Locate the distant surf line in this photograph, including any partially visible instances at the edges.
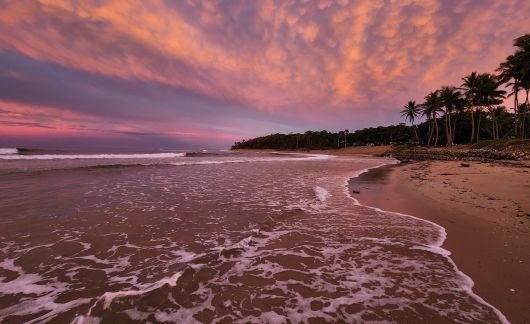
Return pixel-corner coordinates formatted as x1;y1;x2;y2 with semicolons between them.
0;152;187;160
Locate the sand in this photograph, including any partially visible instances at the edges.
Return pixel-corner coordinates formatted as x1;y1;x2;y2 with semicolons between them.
351;160;530;323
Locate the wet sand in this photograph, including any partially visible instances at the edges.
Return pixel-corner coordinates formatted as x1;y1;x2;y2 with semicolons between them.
351;160;530;323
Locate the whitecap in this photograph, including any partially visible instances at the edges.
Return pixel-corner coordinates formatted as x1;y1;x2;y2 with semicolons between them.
0;152;186;160
314;186;330;203
0;148;18;155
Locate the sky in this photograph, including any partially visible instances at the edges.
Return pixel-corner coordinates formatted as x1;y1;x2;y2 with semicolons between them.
1;0;529;149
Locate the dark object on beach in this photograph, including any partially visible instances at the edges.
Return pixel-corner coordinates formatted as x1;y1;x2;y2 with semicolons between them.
352;189;361;194
221;247;245;258
460;162;470;167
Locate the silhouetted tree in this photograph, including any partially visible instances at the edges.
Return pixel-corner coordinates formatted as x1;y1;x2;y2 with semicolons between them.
401;101;421;143
461;72;480;143
423;91;442;146
497;34;530;138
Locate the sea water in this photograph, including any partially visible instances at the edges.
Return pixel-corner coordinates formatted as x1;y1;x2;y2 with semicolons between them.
0;149;507;323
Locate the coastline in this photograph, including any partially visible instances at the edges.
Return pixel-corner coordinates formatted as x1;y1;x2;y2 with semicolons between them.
232;145;393;156
350;160;530;323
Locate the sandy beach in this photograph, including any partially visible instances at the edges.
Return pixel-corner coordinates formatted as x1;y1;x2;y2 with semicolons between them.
351;160;530;323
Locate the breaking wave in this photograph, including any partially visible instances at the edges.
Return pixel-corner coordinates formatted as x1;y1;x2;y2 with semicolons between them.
314;186;330;203
0;152;187;160
0;148;18;155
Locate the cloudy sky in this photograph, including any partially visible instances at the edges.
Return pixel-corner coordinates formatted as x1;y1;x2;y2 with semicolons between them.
1;0;529;149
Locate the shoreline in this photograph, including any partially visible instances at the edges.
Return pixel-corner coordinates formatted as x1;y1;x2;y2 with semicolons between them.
350;160;530;323
232;145;393;156
349;163;509;323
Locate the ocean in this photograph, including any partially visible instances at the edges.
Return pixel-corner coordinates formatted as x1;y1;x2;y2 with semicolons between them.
0;149;507;323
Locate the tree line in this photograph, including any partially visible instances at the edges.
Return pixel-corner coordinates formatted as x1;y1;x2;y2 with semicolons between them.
231;125;415;150
401;34;530;146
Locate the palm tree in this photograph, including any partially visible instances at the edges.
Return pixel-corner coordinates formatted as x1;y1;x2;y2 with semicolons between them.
474;74;506;141
452;95;466;143
423;91;442;146
497;56;520;136
420;104;432;145
458;73;506;142
343;129;349;148
519;103;529;138
401;101;421;143
461;72;480;143
497;34;530;138
491;106;509;139
511;35;530;137
439;86;463;145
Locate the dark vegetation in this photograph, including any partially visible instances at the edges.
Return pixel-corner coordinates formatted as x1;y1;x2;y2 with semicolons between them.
231;126;414;150
232;34;530;151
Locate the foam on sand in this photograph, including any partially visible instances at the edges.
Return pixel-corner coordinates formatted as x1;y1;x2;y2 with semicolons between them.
346;159;510;324
0;259;91;324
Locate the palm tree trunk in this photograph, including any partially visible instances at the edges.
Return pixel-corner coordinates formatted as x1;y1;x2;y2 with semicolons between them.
521;89;530;138
476;110;482;143
427;118;433;146
451;115;456;144
514;83;519;138
469;108;475;143
495;116;501;139
450;113;454;145
489;108;496;139
445;112;453;146
521;110;528;138
434;117;439;146
444;114;448;145
495;110;499;139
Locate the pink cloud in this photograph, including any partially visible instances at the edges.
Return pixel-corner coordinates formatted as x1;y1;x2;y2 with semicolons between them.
1;0;529;146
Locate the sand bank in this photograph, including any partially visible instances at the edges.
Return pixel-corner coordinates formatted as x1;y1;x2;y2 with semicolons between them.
351;160;530;323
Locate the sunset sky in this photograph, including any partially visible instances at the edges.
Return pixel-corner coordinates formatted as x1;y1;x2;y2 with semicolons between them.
1;0;529;149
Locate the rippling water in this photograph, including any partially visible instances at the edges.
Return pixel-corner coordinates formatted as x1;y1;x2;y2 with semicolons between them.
0;150;507;323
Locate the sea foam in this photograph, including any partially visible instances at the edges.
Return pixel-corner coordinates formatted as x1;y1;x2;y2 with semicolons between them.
314;186;330;203
345;158;509;324
0;148;18;155
0;152;186;160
